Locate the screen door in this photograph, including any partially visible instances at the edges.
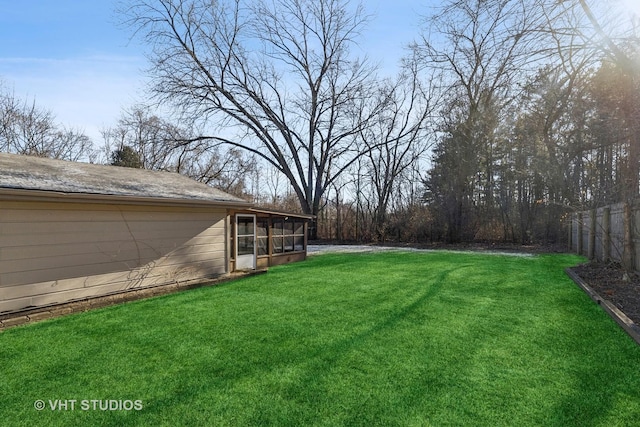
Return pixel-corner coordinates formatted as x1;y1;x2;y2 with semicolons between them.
236;214;256;270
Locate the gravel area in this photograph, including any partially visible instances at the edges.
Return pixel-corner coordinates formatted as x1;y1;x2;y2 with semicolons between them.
307;244;534;257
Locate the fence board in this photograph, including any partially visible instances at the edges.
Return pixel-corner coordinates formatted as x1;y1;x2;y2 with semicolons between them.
571;202;636;268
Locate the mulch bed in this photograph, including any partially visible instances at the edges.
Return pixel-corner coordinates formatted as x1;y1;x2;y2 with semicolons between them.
571;262;640;326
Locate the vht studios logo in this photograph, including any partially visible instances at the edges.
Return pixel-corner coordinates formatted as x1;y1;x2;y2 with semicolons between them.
34;399;143;411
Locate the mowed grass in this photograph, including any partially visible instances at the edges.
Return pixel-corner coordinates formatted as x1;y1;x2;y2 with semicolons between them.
2;251;640;426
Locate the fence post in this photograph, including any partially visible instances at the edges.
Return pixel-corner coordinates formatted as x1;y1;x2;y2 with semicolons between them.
623;202;634;272
588;209;596;260
576;211;583;255
602;207;611;262
568;213;573;251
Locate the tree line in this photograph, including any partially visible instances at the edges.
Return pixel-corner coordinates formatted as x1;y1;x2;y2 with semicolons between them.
2;0;639;246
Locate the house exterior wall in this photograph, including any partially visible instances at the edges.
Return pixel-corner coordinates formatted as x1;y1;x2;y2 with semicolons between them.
0;200;228;313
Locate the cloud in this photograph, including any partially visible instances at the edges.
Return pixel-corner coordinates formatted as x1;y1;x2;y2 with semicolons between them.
0;55;148;143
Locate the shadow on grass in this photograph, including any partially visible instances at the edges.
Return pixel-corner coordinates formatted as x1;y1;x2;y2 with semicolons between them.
145;254;640;425
4;251;640;426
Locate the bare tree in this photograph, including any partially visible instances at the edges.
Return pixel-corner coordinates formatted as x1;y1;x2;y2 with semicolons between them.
415;0;547;242
359;58;437;241
103;104;257;197
123;0;383;237
542;0;640;269
102;105;180;170
0;85;94;161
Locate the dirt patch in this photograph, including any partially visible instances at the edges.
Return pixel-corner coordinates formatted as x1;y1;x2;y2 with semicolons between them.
571;262;640;325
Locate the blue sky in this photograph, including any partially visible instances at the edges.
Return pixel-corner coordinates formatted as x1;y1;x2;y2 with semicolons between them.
0;0;428;143
2;1;640;146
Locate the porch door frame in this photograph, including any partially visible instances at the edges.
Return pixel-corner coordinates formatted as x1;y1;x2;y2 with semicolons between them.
236;214;257;270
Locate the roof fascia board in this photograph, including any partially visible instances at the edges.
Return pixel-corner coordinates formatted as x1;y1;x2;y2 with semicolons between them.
244;207;316;220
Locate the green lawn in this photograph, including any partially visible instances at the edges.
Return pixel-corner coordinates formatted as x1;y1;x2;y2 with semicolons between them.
2;251;640;426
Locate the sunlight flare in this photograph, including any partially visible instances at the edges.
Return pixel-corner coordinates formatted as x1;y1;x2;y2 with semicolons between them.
620;0;640;17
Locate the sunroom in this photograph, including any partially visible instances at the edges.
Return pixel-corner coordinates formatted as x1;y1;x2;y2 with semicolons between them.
229;208;314;271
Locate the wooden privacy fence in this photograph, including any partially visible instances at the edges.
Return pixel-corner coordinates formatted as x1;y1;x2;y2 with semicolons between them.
570;202;637;269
